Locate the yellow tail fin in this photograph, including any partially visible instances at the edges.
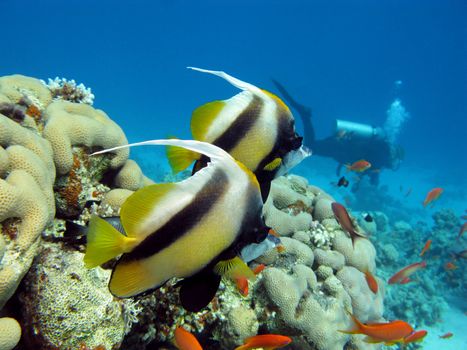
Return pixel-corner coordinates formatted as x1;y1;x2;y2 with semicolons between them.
84;215;138;268
166;144;200;174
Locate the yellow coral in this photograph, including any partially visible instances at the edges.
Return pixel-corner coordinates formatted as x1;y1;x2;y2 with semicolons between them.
0;317;21;350
43;100;129;175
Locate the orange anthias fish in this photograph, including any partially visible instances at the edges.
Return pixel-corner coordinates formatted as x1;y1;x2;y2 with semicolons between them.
439;332;453;339
235;264;266;297
174;327;203;350
423;187;443;207
419;239;432;257
331;202;367;247
364;270;378;294
388;261;427;284
346;159;371;172
253;264;266;275
403;330;428;344
399;277;413;285
458;222;467;240
235;334;292;350
235;276;249;297
339;312;414;344
445;262;458;270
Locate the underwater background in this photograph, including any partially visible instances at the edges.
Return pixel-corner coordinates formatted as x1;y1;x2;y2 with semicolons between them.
0;0;466;349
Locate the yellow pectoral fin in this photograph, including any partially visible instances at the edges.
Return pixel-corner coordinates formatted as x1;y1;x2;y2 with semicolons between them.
263;157;282;171
166;145;200;174
84;215;137;268
191;100;225;140
109;259;154;297
214;257;255;281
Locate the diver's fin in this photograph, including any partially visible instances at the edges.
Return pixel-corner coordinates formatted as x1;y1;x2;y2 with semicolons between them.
178;269;222;312
191;100;225;141
214;256;255;281
84;215;137;268
166;144;200;174
120;183;175;237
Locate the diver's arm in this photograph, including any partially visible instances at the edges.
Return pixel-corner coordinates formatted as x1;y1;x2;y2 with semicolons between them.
272;79;315;146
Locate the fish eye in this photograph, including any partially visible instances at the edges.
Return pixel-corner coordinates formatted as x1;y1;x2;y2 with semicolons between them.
290;135;302;150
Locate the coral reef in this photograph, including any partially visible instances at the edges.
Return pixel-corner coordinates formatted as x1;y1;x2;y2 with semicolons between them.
123;175;384;350
19;243;134;349
0;74;153;348
371;210;458;327
0;317;21;350
42;77;95;105
0;74;392;349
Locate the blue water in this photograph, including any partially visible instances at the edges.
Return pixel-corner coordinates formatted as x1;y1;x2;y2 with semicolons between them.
2;0;466;348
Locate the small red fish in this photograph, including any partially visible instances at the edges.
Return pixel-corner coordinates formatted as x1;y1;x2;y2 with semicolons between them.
235;277;249;297
403;330;428;344
339;311;414;344
439;332;453;339
458;222;467;240
419;239;432;257
388;261;427;284
174;327;203;350
235;334;292;350
268;228;279;237
445;262;458;270
253;264;266;275
423;187;443;207
399;277;412;285
364;270;378;294
332;202;367;247
346;159;371;172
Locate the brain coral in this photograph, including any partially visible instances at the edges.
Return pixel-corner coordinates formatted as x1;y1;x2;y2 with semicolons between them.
0;74;154;348
43;100;129;175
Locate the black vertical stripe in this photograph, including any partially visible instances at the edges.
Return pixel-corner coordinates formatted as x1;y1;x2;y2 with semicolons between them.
123;169;229;261
212;95;263;152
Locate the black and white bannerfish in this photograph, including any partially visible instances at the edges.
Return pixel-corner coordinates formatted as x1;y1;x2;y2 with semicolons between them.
167;67;311;201
84;139;270;312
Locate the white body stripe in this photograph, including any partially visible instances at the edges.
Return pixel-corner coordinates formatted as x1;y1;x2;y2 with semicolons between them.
204;91;253;141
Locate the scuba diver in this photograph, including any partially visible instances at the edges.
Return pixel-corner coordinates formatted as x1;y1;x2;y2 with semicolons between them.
272;80;404;187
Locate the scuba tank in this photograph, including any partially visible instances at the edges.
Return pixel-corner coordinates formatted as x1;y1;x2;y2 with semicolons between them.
336;119;386;140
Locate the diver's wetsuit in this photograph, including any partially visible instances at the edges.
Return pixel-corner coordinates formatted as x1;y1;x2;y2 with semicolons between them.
273;80;397;187
312;134;394;186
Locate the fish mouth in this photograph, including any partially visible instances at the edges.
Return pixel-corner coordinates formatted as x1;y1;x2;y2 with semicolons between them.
278;145;311;176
